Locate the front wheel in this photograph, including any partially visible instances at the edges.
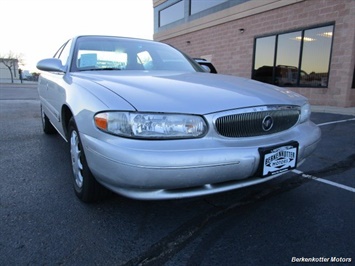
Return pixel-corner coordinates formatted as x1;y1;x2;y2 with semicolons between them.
68;118;105;202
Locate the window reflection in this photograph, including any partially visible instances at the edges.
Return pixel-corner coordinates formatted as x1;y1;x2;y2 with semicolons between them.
159;1;184;27
252;24;334;88
253;36;275;84
301;26;333;87
191;0;228;15
275;32;301;87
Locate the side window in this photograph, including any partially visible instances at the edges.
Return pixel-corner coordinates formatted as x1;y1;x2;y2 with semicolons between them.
53;39;72;66
58;39;72;66
53;42;66;59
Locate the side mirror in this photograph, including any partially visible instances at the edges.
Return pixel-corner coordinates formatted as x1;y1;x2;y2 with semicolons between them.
37;58;66;72
201;65;212;73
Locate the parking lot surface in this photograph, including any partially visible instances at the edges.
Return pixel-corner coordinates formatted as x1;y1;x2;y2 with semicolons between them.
1;84;354;265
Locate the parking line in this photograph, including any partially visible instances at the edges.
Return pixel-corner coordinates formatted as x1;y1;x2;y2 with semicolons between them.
292;169;355;193
305;117;355;192
317;117;355;127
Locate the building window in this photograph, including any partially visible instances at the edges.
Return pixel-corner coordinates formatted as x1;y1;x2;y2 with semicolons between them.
159;1;184;27
252;24;334;88
190;0;228;15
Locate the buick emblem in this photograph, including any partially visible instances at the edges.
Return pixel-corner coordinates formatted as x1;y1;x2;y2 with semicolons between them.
262;115;274;131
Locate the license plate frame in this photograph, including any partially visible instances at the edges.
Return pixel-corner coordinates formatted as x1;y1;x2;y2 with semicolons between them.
258;141;299;177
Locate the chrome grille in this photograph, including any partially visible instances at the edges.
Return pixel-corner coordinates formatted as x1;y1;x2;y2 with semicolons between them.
215;108;300;137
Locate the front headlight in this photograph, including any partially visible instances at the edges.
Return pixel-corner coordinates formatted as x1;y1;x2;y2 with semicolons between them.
94;112;207;139
300;103;311;123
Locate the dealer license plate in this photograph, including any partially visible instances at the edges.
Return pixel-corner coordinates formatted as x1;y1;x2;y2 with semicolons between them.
259;141;299;177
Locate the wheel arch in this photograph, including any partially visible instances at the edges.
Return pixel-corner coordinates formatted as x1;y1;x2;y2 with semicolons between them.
62;104;73;140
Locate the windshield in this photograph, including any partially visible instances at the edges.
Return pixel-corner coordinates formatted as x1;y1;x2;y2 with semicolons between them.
71;36;203;72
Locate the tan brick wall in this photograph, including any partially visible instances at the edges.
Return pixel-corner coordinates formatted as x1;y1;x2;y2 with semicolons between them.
159;0;355;107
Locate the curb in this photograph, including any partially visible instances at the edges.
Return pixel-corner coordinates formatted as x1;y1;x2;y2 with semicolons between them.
312;106;355;116
0;83;38;88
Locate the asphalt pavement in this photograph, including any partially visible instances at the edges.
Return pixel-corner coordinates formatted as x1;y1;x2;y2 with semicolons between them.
1;83;354;265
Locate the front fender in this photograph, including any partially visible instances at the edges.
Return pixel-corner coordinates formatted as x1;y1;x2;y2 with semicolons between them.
65;75;136;139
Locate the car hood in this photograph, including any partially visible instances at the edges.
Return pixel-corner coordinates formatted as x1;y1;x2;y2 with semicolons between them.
73;71;307;114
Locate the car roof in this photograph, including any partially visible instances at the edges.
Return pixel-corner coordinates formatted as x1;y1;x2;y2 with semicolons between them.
72;35;156;43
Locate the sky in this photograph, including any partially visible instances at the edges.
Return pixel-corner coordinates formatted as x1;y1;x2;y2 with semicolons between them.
0;0;154;72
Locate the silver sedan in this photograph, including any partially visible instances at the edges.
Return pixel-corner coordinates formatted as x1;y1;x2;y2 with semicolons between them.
37;35;321;202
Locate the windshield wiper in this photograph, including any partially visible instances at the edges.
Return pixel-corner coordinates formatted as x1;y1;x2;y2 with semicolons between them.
79;67;121;71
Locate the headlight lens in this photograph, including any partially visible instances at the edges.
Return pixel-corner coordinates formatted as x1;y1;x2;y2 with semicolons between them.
300;103;311;123
94;112;207;139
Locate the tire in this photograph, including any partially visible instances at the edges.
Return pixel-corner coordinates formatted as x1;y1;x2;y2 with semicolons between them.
41;105;56;134
68;117;106;203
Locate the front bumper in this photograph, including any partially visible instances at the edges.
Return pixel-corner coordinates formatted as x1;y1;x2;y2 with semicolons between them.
82;121;321;200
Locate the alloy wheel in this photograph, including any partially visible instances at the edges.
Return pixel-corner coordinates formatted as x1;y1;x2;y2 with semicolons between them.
70;130;84;188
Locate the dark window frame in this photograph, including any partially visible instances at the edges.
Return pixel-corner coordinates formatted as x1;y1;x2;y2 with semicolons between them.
252;22;335;88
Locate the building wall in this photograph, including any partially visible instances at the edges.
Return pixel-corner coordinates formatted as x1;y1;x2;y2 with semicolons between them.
154;0;355;107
